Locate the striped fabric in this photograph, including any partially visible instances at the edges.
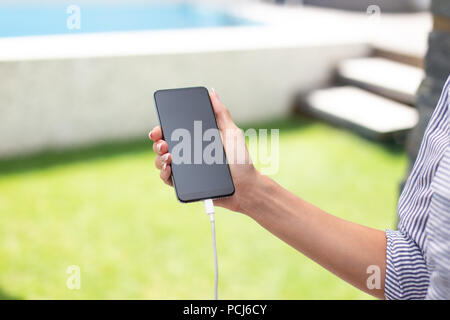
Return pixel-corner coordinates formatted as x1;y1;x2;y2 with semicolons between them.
385;76;450;299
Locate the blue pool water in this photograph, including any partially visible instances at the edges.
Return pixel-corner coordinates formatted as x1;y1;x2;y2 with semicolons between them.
0;3;256;38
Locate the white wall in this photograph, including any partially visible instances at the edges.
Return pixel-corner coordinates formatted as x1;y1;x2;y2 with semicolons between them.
0;42;368;157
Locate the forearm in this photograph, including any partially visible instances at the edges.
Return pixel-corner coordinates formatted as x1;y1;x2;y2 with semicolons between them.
241;173;387;299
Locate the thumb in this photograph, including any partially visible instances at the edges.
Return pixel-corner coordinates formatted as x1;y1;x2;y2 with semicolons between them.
209;89;236;130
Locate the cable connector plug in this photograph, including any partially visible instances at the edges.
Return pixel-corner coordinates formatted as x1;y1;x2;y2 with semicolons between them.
203;198;218;300
204;198;215;221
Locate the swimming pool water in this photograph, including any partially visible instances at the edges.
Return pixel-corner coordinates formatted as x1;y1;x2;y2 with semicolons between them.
0;3;255;38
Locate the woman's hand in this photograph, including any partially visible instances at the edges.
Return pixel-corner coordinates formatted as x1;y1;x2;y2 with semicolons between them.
148;89;260;213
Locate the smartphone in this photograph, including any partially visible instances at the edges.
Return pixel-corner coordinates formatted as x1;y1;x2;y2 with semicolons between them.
153;87;235;203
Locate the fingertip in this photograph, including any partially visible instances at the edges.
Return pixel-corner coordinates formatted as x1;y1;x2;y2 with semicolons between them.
209;89;222;114
210;88;220;103
149;126;162;141
161;152;171;164
160;163;171;181
160;141;169;155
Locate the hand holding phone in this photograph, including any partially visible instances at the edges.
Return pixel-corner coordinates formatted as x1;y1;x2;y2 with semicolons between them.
154;87;235;203
150;88;258;211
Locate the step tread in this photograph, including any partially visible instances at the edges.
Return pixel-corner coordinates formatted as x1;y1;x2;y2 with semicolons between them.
305;86;418;135
337;57;424;104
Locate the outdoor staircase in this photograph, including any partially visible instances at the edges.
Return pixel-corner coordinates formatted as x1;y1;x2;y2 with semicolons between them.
298;51;424;141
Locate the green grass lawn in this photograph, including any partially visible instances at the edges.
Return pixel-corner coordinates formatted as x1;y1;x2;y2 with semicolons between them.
0;119;406;299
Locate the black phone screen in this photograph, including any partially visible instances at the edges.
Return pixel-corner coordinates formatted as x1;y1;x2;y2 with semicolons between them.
154;87;235;203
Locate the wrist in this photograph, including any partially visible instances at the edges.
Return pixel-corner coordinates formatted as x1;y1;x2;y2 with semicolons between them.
239;171;276;218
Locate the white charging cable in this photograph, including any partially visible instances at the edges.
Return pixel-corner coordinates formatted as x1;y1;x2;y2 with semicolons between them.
203;199;218;300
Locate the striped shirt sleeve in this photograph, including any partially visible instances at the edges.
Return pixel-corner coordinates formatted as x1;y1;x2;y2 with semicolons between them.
426;146;450;299
385;229;430;299
384;76;450;300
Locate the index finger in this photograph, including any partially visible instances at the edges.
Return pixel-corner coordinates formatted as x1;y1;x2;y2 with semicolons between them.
149;126;162;141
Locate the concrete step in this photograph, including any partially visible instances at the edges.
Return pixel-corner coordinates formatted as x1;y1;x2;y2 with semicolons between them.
337;57;424;105
301;86;419;141
373;47;424;69
370;12;430;69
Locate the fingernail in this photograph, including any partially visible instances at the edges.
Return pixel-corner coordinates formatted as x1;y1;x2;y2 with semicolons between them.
163;163;167;171
162;153;169;162
157;143;162;152
149;131;153;139
211;88;219;98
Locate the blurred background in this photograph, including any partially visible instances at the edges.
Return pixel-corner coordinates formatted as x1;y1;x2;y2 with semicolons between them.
0;0;449;299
